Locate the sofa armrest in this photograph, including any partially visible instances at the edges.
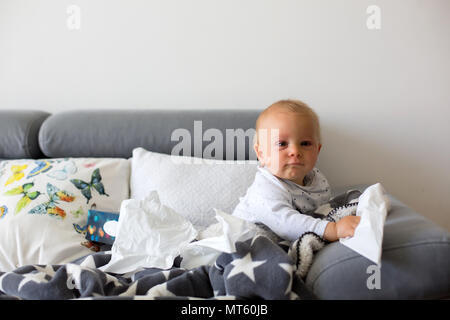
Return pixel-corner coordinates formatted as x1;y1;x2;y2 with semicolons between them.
306;185;450;299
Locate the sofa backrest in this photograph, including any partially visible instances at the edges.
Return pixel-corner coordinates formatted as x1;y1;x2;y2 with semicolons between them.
0;110;50;160
1;109;260;160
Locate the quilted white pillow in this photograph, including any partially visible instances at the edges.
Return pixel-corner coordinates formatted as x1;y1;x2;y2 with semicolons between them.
130;148;258;228
0;158;129;271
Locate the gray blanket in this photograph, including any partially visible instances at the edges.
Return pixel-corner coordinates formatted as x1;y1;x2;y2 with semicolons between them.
0;234;316;300
0;190;360;300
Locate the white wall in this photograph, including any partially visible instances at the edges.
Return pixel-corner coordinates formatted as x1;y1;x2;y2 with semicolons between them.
1;0;449;230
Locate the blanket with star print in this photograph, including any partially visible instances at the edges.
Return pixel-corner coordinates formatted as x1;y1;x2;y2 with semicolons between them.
0;190;361;300
0;234;316;300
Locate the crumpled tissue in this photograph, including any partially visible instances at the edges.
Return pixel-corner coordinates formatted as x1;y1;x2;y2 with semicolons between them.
100;190;198;273
179;209;258;269
340;183;390;265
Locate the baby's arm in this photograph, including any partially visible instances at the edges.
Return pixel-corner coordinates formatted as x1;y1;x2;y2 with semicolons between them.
323;216;361;242
251;202;331;242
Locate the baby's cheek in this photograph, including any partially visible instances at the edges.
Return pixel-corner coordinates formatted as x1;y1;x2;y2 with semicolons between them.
270;159;283;173
266;163;281;176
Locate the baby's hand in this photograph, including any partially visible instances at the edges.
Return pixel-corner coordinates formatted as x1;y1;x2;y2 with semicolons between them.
336;215;361;239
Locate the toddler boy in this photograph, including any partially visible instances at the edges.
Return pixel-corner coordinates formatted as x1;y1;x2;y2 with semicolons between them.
232;99;360;242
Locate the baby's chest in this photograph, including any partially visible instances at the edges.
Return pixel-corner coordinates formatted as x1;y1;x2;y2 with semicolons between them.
291;193;317;213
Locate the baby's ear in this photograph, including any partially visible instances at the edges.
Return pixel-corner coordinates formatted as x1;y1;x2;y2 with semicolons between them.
253;143;260;159
254;144;265;165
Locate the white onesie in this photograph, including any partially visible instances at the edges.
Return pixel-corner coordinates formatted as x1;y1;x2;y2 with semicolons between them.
232;166;332;241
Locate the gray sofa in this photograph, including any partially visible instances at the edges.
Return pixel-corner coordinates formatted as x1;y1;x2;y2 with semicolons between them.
0;109;449;300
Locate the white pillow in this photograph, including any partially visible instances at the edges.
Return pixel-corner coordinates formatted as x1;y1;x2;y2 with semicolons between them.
130;147;258;228
0;158;129;271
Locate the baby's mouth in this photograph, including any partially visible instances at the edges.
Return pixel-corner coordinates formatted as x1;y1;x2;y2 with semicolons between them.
287;163;304;166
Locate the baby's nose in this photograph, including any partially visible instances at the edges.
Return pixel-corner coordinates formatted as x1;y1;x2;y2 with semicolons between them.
289;144;302;157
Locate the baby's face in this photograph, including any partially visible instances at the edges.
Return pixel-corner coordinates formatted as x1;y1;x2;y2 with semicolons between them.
255;111;322;186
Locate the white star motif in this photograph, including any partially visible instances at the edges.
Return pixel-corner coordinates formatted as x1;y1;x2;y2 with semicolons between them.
161;270;171;280
250;236;260;246
278;263;293;295
0;273;8;292
119;281;138;297
104;272;123;288
33;265;56;277
18;270;49;291
279;240;291;247
65;263;97;291
227;253;266;283
290;291;300;300
146;282;176;298
79;255;96;268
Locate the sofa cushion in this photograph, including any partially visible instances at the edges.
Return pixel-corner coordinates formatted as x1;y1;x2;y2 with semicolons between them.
0;110;50;159
305;185;450;299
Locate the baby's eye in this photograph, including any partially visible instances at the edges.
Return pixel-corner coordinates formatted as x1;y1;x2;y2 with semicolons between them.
301;141;312;146
276;141;288;147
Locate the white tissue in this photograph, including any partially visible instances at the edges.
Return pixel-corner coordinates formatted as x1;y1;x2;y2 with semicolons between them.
340;183;390;265
179;209;258;269
100;191;198;273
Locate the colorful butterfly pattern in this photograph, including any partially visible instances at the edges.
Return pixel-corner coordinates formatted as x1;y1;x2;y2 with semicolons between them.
5;165;28;186
28;183;75;219
73;223;87;234
0;160;118;247
70;206;85;218
0;205;7;219
27;160;53;179
47;160;77;180
3;182;41;214
70;169;109;204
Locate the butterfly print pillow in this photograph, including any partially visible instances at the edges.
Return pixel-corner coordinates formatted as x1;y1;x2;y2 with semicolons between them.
0;157;130;271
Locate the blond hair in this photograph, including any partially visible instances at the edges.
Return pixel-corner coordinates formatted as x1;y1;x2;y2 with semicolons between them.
254;99;321;144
